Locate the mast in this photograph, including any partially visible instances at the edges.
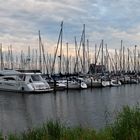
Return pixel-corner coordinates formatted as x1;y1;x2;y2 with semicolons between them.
95;42;102;74
69;55;71;74
35;49;38;70
115;49;118;73
138;50;140;72
10;45;13;69
129;49;134;71
122;46;125;73
120;40;123;72
39;31;49;74
62;54;65;73
16;55;18;69
82;24;86;73
46;53;49;73
87;39;90;72
95;44;97;64
105;44;109;72
95;43;102;64
66;42;69;74
106;47;115;72
74;37;78;73
59;21;63;74
20;50;23;69
101;40;104;74
127;48;130;72
41;43;48;74
51;21;63;74
76;25;86;73
8;46;10;69
39;30;42;72
31;49;34;69
134;45;137;72
0;44;3;70
27;46;30;70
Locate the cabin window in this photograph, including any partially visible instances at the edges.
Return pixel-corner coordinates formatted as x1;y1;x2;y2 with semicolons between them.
18;75;26;81
29;79;32;83
31;75;41;81
3;77;16;81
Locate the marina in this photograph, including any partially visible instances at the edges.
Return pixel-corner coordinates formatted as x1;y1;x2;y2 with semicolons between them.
0;21;139;136
0;23;140;93
1;0;140;139
0;69;139;93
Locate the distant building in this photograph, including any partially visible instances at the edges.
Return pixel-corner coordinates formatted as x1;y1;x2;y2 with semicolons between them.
89;64;106;74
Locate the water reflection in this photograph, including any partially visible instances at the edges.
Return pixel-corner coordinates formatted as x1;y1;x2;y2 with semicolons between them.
0;84;140;133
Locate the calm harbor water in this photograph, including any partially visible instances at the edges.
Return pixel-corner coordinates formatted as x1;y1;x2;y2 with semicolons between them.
0;84;140;134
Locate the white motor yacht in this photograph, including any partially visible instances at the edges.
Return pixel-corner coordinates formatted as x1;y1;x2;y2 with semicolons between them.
0;70;53;93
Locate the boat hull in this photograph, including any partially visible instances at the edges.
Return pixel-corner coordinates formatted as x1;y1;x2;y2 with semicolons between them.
0;88;53;94
110;80;121;87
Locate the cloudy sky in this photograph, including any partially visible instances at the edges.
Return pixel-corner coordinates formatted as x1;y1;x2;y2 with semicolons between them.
0;0;140;53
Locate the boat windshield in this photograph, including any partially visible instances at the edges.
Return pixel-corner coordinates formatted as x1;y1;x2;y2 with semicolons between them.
31;75;42;81
18;75;26;81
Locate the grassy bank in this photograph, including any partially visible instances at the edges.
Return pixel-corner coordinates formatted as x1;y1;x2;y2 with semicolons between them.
1;105;140;140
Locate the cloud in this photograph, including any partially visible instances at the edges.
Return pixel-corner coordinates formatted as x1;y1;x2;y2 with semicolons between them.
0;0;140;57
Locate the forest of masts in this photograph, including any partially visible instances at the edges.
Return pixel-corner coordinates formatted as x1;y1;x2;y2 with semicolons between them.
0;22;140;75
